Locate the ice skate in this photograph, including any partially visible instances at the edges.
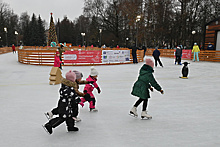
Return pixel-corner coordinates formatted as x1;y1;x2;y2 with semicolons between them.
129;106;138;117
141;111;152;119
90;108;98;112
73;117;82;122
44;112;53;120
42;124;52;135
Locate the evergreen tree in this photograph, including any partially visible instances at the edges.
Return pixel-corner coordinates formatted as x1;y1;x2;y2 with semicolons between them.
47;13;58;46
37;15;46;46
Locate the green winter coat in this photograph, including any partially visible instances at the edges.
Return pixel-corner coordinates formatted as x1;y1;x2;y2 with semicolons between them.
131;64;162;99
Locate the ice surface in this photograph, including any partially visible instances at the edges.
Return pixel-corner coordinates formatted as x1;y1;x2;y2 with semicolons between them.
0;52;220;147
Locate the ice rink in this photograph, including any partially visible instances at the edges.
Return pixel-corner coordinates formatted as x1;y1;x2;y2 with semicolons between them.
0;52;220;147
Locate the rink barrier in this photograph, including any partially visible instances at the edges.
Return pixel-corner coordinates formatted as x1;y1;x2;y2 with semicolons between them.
0;47;18;54
146;49;220;62
16;46;144;66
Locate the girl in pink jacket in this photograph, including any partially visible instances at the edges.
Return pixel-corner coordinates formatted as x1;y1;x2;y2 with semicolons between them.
54;51;62;69
80;67;101;112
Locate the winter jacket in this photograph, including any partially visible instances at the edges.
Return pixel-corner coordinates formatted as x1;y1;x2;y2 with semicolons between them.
175;48;182;56
152;49;160;57
192;45;200;53
58;78;79;118
54;56;62;67
131;64;162;99
84;76;99;98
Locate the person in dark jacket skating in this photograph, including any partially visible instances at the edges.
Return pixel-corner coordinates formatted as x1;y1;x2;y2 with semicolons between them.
152;47;163;67
129;58;164;119
175;46;182;65
42;71;80;134
131;44;138;64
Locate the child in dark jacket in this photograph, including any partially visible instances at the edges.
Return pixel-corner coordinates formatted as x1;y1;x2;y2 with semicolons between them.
42;71;79;134
130;58;164;119
45;70;93;121
79;67;101;112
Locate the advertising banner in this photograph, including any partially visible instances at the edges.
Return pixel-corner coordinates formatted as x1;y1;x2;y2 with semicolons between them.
63;50;102;63
102;50;130;63
174;50;192;59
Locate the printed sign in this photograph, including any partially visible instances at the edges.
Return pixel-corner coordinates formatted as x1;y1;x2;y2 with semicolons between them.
63;50;101;63
102;50;130;63
174;50;192;59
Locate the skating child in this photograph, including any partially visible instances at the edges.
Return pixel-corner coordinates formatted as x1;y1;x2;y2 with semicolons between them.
130;58;164;119
54;51;62;70
42;70;79;134
79;67;101;112
45;70;94;121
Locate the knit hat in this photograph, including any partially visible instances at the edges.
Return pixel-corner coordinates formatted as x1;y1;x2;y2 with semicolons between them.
73;70;83;79
66;70;76;82
145;58;154;68
90;66;98;76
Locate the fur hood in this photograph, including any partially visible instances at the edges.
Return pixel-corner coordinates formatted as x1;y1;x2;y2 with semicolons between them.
61;78;76;87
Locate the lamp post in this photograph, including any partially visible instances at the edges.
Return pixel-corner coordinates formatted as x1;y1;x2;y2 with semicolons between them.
99;29;102;47
4;27;8;47
15;31;18;46
192;30;196;47
81;33;85;49
126;37;129;47
136;15;141;47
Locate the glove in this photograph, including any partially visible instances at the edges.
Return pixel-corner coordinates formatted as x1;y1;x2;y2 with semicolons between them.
83;90;87;94
97;87;101;94
88;81;94;84
160;90;164;94
84;93;91;101
75;97;81;104
149;87;153;92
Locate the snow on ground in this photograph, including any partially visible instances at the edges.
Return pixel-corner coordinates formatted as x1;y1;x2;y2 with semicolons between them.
0;52;220;147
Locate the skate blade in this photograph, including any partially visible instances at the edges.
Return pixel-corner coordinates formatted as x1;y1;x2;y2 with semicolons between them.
129;113;138;118
44;113;50;120
42;125;51;135
141;117;152;120
179;76;188;79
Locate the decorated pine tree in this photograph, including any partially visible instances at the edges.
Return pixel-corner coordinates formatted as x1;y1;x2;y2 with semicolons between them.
47;13;58;47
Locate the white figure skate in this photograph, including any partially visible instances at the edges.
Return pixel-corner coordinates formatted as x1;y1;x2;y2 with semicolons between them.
141;111;152;119
129;107;138;117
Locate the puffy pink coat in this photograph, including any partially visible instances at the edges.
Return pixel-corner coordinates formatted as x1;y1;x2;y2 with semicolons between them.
84;75;99;98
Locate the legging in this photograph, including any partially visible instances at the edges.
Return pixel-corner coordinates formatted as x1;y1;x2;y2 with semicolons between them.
134;98;148;111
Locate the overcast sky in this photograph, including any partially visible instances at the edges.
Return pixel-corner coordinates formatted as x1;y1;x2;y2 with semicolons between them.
3;0;84;23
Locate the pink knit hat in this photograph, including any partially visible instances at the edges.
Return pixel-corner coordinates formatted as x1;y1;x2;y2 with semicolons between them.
66;70;76;82
145;58;154;68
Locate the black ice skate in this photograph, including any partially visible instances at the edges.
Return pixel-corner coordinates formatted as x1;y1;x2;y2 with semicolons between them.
44;112;53;120
42;124;53;135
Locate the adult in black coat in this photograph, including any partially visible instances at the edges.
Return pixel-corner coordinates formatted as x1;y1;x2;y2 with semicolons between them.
175;46;182;65
131;44;138;64
152;47;163;67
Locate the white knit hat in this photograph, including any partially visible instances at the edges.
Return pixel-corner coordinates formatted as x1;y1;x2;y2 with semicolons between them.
90;66;98;76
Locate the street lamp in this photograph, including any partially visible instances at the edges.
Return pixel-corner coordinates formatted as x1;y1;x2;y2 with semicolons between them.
192;30;196;47
126;37;129;47
81;33;86;49
99;29;102;47
136;15;141;47
4;27;8;47
15;31;18;46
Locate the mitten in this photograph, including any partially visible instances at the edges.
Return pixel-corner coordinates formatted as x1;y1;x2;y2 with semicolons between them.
160;90;164;94
75;97;81;104
97;87;101;94
83;90;87;94
84;93;91;101
149;87;153;92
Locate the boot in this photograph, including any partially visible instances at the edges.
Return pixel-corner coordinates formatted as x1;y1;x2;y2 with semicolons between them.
130;106;138;117
42;123;53;134
67;126;79;132
90;108;98;112
44;111;53;120
141;111;152;119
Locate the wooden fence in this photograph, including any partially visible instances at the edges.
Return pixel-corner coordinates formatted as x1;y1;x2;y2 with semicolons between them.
146;49;220;62
15;46;144;66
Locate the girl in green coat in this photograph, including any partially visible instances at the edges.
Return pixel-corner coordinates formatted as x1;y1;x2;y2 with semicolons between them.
130;58;164;119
